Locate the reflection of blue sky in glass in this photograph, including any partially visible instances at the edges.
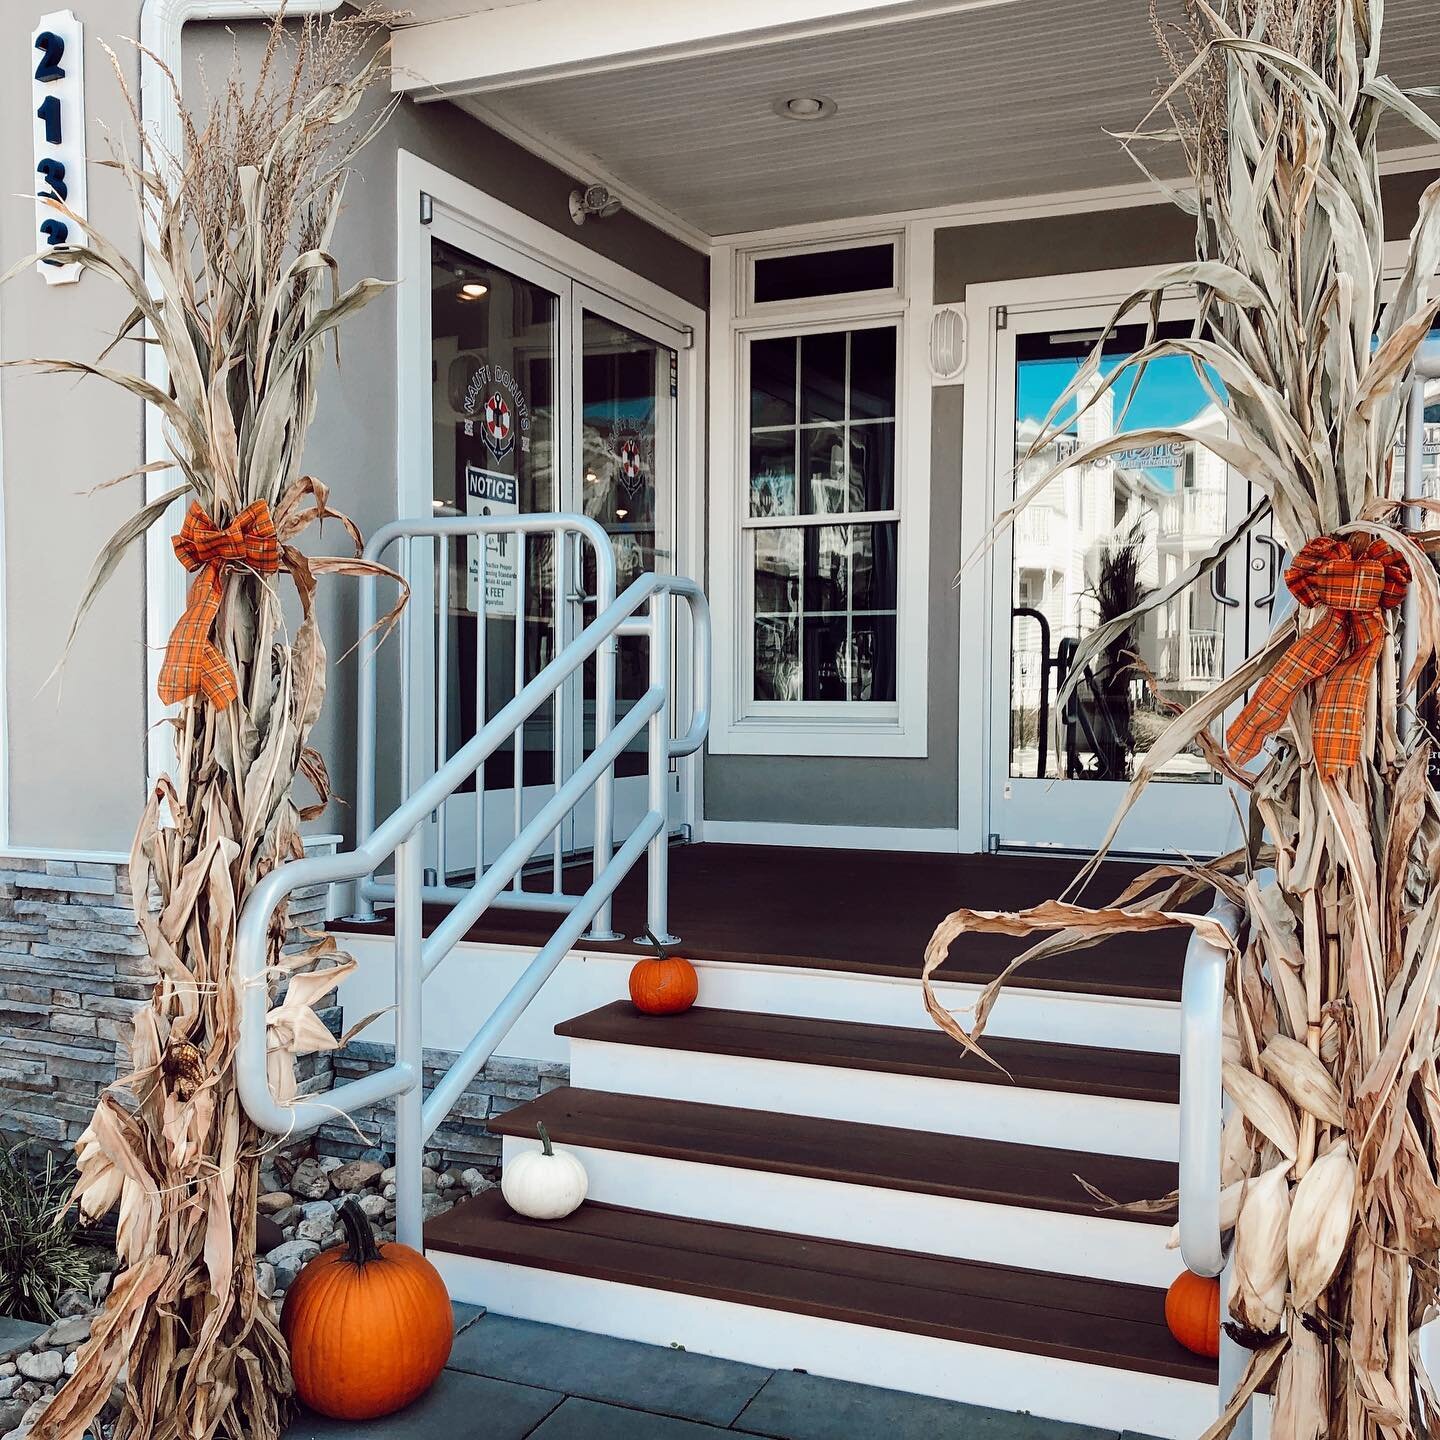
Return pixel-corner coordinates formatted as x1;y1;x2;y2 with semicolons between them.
1017;352;1223;493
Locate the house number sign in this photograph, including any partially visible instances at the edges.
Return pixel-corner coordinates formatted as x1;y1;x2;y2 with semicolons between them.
30;9;87;285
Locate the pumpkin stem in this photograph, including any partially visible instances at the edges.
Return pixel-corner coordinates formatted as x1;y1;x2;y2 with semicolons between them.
537;1121;555;1157
644;927;672;960
337;1197;384;1267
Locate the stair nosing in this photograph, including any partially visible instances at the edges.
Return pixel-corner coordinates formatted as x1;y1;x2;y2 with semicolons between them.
488;1086;1177;1226
555;1001;1181;1105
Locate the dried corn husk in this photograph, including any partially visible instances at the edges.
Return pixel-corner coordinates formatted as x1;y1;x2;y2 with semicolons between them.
2;15;404;1440
921;4;1440;1434
1231;1164;1292;1339
1289;1142;1359;1309
1262;1035;1346;1128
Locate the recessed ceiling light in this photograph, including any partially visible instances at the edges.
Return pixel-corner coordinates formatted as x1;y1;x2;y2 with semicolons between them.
773;95;836;122
459;281;488;300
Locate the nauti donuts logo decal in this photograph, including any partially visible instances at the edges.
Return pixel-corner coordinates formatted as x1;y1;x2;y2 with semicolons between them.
607;417;651;499
461;363;529;465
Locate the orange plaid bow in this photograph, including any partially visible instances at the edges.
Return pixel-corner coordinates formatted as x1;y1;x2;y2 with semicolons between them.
1226;534;1409;776
157;501;281;709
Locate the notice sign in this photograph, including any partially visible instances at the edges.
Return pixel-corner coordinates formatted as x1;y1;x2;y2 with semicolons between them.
465;466;519;616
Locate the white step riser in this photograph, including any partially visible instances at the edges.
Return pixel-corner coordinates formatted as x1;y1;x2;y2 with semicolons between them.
501;1135;1184;1288
694;963;1181;1054
568;1038;1180;1162
431;1253;1263;1440
341;935;1181;1061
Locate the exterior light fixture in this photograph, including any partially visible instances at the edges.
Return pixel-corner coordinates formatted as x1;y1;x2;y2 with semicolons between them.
458;281;488;300
772;95;837;121
569;183;623;226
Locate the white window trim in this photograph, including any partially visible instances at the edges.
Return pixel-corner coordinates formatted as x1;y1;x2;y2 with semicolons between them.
708;222;933;758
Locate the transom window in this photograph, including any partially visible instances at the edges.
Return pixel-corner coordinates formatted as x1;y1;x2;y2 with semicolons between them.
745;324;899;703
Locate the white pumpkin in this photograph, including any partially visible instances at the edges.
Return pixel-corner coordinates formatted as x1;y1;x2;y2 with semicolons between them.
501;1122;588;1220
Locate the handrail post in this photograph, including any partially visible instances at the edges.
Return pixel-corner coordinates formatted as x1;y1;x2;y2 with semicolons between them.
1178;896;1243;1431
393;829;425;1251
588;540;621;941
351;559;380;921
646;590;677;944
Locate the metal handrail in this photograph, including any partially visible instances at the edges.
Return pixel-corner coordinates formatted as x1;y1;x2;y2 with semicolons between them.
1178;896;1240;1281
235;557;710;1249
353;513;620;929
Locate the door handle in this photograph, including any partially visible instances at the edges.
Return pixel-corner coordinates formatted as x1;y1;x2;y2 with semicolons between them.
1253;533;1284;609
1209;558;1240;609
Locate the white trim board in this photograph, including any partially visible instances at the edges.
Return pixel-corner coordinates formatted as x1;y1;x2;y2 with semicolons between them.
699;820;960;852
339;933;1182;1058
392;0;1024;102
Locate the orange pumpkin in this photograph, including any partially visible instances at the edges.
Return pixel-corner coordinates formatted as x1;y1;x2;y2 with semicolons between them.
1165;1269;1221;1358
281;1198;452;1419
628;930;698;1014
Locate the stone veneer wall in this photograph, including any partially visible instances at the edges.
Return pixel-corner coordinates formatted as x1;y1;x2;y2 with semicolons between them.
318;1044;569;1180
0;854;331;1148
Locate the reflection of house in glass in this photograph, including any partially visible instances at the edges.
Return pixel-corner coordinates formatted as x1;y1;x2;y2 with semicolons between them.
1010;381;1227;783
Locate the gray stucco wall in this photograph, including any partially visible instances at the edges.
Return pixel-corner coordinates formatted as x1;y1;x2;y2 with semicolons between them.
702;167;1439;838
0;4;146;852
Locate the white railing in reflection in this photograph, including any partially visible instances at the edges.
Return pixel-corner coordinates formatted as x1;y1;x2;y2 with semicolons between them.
234;513;710;1252
1159;628;1223;685
1160;490;1228;540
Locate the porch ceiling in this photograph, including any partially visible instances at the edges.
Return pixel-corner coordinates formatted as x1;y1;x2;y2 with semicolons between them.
416;0;1440;238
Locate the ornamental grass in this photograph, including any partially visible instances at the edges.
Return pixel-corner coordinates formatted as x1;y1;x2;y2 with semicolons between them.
921;2;1440;1436
2;12;401;1439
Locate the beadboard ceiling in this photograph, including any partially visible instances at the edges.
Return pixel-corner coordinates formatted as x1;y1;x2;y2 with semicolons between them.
435;0;1440;238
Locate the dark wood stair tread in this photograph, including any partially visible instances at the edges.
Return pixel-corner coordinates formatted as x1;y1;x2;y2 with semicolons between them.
556;1003;1180;1105
328;844;1192;1003
426;1189;1211;1383
488;1087;1177;1224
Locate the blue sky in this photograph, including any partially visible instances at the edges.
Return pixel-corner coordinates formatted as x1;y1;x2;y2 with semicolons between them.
1017;351;1219;435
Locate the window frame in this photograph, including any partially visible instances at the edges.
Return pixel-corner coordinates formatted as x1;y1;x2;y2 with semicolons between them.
708;227;932;758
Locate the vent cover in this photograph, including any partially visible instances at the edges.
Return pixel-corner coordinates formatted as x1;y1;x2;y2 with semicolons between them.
929;306;967;383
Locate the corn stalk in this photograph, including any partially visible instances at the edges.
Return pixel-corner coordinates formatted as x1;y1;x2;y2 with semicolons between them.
922;3;1440;1436
2;15;402;1439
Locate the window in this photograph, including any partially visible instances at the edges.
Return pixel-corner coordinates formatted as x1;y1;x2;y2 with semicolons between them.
746;326;898;703
709;225;930;758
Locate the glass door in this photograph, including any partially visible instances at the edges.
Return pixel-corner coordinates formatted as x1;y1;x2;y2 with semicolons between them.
988;301;1253;856
429;228;569;876
568;287;685;849
422;221;688;881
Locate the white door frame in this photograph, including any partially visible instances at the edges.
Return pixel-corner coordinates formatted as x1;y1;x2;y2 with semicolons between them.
958;265;1246;857
396;151;708;851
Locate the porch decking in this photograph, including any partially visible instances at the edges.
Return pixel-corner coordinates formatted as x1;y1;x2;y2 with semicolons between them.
334;843;1190;1003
